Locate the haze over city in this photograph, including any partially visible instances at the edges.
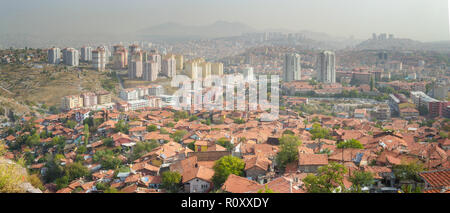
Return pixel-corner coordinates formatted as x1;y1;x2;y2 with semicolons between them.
0;0;449;42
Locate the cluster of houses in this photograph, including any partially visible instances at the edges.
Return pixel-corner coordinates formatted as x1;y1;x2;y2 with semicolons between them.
0;102;448;193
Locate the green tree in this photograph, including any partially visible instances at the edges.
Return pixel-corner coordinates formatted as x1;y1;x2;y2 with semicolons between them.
216;137;233;151
161;171;181;193
64;120;77;129
303;163;348;193
310;123;331;140
170;130;187;142
212;155;245;187
114;120;129;134
55;175;69;190
393;161;424;182
349;171;374;192
132;141;159;160
64;162;89;181
337;139;364;149
257;185;275;193
276;135;301;170
103;137;114;147
147;125;158;132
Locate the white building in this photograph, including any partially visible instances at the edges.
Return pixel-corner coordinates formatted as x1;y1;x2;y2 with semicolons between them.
81;46;92;62
119;89;139;101
162;57;176;78
127;99;151;111
48;47;61;64
92;47;107;71
283;53;301;82
143;61;158;81
317;51;336;83
62;48;79;66
128;59;143;79
243;66;254;81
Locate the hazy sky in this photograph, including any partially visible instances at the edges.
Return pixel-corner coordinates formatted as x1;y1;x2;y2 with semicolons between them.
0;0;449;41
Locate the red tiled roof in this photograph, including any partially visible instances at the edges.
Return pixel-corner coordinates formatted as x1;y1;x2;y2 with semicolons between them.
419;170;450;188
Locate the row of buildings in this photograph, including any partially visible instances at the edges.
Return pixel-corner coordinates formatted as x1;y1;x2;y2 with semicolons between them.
47;46;108;71
61;91;112;111
283;51;336;84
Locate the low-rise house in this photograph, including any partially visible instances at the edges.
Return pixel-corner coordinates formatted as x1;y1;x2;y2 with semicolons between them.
221;174;263;193
298;154;328;173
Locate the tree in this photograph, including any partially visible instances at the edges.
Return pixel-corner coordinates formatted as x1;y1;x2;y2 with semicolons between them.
64;120;77;129
337;139;364;149
310;123;331;140
83;124;90;144
303;163;348;193
161;171;181;193
370;76;375;91
64;162;89;181
170;130;187;142
43;157;64;183
282;130;295;135
216;137;233;151
418;105;429;116
276;135;302;170
212;155;245;187
55;175;69;190
114;120;129;134
349;171;374;192
132;141;159;160
257;185;275;193
233;118;245;124
103;137;114;147
147;125;158;132
393;161;424;182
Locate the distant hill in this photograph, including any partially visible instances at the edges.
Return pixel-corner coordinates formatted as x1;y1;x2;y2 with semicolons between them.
355;38;450;52
138;21;257;39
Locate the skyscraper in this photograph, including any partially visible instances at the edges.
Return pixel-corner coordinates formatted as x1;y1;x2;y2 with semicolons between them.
47;47;61;64
81;46;92;62
211;62;224;76
62;48;79;66
317;51;336;84
92;47;107;71
143;61;158;81
283;53;301;82
162;56;176;78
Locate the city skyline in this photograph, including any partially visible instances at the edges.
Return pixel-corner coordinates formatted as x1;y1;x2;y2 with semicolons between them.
0;0;449;42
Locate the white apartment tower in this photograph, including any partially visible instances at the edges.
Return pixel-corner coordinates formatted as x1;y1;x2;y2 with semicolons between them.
92;47;107;71
283;53;301;82
162;56;176;78
143;61;159;81
62;48;79;66
48;47;61;64
81;46;92;62
317;51;336;83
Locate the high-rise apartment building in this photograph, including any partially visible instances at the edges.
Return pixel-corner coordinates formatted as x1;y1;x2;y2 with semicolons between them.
48;47;61;64
113;45;128;69
92;47;107;71
62;48;79;66
80;46;92;62
283;53;301;82
317;51;336;83
162;56;176;78
211;62;224;76
175;54;184;70
143;61;159;81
